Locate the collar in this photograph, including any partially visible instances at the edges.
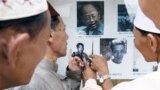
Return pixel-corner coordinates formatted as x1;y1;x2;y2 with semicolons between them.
38;58;58;72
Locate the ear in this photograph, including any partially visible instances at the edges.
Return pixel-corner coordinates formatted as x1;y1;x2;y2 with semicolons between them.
48;31;55;44
147;33;158;53
6;33;29;68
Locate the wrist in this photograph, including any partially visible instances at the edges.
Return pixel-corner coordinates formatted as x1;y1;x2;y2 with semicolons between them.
101;76;113;90
98;74;111;84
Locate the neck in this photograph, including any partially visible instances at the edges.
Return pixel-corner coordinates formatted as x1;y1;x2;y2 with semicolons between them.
44;47;58;63
44;54;57;63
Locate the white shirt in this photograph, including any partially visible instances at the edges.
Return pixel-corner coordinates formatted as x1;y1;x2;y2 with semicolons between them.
83;63;160;90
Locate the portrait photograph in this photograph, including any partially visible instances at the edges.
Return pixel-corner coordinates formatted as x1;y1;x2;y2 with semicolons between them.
77;1;104;35
118;4;133;32
100;38;133;79
100;38;127;64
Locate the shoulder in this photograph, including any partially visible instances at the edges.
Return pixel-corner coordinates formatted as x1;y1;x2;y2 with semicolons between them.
112;71;160;90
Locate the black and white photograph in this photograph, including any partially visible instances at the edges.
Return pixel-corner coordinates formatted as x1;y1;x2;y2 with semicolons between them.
77;1;104;35
118;4;133;32
100;38;127;64
100;38;133;79
72;42;92;64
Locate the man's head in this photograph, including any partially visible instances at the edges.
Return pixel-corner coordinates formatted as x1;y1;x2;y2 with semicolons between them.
0;0;51;89
76;43;84;54
47;16;68;58
111;39;126;64
81;3;101;30
133;5;160;62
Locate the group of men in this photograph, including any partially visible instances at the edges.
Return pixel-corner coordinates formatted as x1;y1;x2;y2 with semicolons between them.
1;0;160;90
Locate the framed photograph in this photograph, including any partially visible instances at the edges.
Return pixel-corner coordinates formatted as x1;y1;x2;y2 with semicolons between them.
100;38;132;79
77;1;104;35
118;4;133;32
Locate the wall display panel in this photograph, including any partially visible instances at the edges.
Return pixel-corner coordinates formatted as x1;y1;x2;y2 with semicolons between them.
51;0;155;79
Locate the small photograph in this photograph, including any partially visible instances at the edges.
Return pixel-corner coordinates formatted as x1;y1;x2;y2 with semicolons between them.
118;4;133;32
72;42;91;64
77;1;104;35
100;38;127;64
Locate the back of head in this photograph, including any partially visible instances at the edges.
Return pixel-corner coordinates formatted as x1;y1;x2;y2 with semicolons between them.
0;0;49;89
133;4;160;62
0;0;49;39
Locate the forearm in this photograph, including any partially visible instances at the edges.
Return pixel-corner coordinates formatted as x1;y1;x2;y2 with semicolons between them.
101;79;113;90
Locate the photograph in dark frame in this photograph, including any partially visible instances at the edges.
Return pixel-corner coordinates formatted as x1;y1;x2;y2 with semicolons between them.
77;1;104;35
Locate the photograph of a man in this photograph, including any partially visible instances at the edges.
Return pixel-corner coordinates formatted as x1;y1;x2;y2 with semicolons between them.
100;38;127;64
72;43;91;64
77;1;104;35
111;39;127;64
118;4;133;32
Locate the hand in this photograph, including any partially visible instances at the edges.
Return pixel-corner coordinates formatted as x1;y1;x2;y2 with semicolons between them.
68;49;84;71
90;55;109;75
83;58;96;82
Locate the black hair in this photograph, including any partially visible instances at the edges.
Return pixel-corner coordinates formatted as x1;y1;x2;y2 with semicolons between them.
0;11;48;39
76;43;84;49
51;16;60;31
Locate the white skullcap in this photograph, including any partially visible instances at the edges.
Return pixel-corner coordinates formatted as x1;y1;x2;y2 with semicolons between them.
134;5;160;34
0;0;48;21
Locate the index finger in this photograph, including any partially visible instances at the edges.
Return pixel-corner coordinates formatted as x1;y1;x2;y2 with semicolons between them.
68;49;73;62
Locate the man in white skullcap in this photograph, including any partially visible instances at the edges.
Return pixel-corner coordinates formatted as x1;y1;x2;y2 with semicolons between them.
7;2;82;90
0;0;51;89
82;1;160;90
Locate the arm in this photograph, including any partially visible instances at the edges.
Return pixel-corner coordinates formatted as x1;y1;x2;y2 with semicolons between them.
63;49;84;90
64;65;82;90
82;59;102;90
91;55;113;90
66;54;83;81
